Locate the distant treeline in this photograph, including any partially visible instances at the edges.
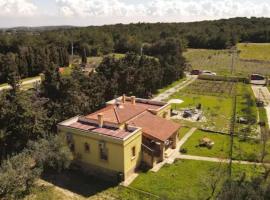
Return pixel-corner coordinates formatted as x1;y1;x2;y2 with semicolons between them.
1;17;270;56
1;17;270;84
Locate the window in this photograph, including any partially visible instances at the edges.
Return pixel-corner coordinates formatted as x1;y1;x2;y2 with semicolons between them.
84;143;90;153
99;141;108;161
132;146;136;158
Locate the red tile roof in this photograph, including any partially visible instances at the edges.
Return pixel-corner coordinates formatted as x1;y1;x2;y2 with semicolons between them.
86;102;160;124
127;111;180;142
69;121;132;139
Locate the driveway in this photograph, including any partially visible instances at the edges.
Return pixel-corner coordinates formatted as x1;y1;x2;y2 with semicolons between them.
153;75;197;101
251;85;270;127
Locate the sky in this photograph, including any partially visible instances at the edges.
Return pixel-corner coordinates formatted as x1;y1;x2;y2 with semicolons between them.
0;0;270;27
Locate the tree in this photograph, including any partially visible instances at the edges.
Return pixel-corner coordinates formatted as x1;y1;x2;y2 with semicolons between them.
0;152;41;200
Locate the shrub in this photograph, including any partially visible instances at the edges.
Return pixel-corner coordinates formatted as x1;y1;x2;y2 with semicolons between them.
0;152;41;199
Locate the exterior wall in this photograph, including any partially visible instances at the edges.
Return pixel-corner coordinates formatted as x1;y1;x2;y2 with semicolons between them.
156;104;171;120
123;131;142;178
58;125;142;181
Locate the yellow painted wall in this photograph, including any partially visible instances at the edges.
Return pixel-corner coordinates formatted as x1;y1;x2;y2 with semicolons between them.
123;131;142;176
58;126;142;176
156;104;171;119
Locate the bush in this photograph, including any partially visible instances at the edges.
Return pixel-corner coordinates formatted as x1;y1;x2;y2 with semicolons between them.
27;135;73;172
0;152;41;199
180;148;188;154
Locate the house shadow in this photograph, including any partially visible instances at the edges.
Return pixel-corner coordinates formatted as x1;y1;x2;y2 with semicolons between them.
41;169;117;198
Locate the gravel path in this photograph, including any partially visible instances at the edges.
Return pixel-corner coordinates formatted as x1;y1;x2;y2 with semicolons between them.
177;154;270;166
153;75;197;101
251;85;270;127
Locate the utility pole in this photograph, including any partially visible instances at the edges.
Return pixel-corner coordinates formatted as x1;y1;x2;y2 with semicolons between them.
230;49;235;75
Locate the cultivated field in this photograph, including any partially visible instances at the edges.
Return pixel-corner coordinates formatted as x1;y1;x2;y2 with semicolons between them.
237;43;270;62
182;79;235;98
184;48;270;76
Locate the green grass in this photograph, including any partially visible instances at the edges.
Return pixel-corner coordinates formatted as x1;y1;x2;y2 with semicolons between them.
131;160;263;200
237;43;270;61
184;48;270;76
180;129;270;162
235;83;259;136
181;130;230;158
178;127;191;140
170;93;232;132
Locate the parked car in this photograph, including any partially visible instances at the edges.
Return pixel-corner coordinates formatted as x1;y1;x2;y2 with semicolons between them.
190;69;202;75
250;74;265;81
202;70;217;76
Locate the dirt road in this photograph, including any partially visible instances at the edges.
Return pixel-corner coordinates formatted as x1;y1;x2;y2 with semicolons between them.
0;76;41;91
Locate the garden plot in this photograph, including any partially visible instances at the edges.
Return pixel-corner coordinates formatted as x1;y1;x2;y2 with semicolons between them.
182;80;235;98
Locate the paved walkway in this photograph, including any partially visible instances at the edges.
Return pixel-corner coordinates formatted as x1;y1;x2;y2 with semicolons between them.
178;127;197;149
150;128;197;172
177;154;270;166
0;76;41;91
153;75;197;101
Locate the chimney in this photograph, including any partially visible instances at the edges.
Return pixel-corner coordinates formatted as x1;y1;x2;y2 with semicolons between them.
122;94;126;103
97;113;104;128
131;96;136;105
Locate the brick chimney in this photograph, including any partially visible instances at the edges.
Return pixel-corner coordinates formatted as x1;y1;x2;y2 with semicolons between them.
97;113;104;128
131;96;136;105
122;94;126;103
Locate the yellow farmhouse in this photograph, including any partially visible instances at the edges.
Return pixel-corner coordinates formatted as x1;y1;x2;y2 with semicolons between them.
58;95;181;182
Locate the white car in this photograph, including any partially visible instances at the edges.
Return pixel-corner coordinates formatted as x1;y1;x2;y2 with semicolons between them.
202;71;217;76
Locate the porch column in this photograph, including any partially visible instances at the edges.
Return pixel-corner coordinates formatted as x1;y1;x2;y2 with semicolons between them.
172;132;178;149
159;142;165;161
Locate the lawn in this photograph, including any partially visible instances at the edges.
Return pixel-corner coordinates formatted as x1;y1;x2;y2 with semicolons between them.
169;93;232;133
178;127;191;140
184;48;270;76
131;160;263;200
181;130;230;158
237;43;270;62
180;129;270;162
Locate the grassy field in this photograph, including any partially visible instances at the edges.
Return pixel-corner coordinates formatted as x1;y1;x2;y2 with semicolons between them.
237;43;270;62
131;160;263;200
184;48;270;76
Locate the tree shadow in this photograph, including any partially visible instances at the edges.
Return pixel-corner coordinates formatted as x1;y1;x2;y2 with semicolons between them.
41;169;117;198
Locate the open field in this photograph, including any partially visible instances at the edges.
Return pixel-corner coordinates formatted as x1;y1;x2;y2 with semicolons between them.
184;48;270;76
131;160;263;200
237;43;270;62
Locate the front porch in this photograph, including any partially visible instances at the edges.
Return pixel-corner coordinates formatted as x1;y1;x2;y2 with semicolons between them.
141;131;178;168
